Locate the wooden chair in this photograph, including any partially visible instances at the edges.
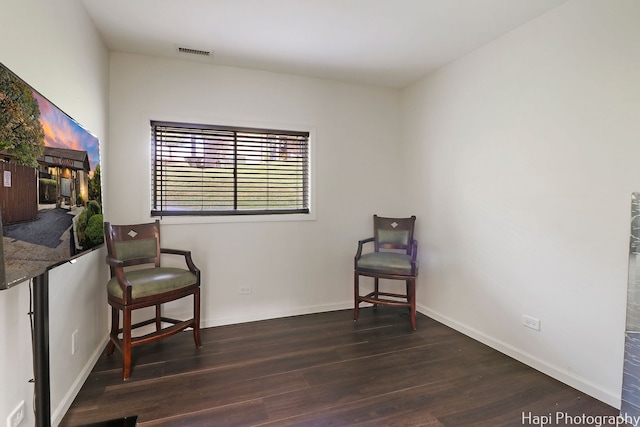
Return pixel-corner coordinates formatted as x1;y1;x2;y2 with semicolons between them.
354;215;419;330
103;220;201;380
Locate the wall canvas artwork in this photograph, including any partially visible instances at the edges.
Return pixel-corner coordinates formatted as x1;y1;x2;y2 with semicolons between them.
0;61;103;289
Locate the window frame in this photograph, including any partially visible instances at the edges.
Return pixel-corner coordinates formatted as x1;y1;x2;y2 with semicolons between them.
150;120;313;220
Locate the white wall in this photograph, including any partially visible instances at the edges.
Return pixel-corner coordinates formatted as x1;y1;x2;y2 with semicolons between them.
3;0;633;423
402;0;640;407
107;53;404;327
0;0;110;425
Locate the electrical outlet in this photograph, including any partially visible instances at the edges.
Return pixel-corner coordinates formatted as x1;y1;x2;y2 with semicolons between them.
239;286;252;294
7;400;25;427
523;315;541;331
72;329;79;355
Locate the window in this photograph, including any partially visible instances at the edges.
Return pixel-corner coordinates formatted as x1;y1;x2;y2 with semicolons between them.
151;121;310;216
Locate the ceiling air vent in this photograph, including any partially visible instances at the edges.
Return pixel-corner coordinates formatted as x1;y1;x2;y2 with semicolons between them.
175;45;213;58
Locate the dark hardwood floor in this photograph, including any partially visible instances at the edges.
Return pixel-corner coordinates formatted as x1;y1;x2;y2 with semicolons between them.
61;308;623;426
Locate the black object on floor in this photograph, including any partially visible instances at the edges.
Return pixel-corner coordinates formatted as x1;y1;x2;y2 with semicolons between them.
81;416;138;427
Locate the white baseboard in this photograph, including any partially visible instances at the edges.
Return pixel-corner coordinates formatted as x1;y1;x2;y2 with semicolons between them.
51;336;109;427
418;304;621;409
201;301;353;328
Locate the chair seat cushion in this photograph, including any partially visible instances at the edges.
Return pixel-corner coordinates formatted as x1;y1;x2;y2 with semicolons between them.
108;267;197;299
356;252;417;275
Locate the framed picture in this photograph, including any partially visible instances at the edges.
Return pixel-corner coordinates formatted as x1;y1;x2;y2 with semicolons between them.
0;61;102;289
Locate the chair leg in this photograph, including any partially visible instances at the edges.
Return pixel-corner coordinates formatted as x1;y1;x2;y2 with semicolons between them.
193;289;202;348
407;278;416;331
373;278;379;311
405;281;411;312
122;307;133;380
107;306;118;356
353;271;360;322
155;304;162;332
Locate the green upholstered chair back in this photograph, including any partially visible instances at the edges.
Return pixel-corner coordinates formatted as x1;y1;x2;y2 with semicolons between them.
374;215;416;255
104;220;162;270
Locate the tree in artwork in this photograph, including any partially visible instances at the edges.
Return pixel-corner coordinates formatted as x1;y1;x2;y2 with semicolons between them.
88;164;101;202
0;65;45;167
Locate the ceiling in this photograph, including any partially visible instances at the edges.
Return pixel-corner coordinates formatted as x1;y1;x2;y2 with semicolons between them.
81;0;568;89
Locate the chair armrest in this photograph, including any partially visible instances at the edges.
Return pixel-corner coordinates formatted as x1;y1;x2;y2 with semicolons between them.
411;239;418;262
105;254;124;268
105;255;134;301
161;248;201;275
355;237;375;265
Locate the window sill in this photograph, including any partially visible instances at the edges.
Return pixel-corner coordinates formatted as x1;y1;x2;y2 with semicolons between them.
150;211;315;225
